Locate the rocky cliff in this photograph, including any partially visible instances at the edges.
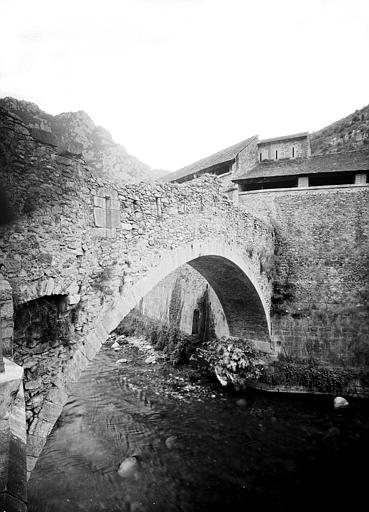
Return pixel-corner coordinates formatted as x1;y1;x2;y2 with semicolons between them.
311;103;369;155
0;97;168;184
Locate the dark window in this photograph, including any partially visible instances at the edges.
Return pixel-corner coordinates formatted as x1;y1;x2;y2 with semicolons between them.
192;309;200;335
309;173;355;187
259;153;262;162
240;177;298;191
275;150;278;160
292;147;295;157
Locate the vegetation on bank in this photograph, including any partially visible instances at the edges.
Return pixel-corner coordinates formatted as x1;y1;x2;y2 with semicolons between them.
116;306;369;396
258;359;369;395
194;337;264;390
115;309;200;365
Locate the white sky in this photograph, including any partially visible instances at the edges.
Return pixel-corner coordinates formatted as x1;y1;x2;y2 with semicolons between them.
0;0;368;171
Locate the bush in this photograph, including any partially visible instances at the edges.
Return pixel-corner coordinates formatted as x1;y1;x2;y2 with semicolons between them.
115;309;200;365
195;336;265;390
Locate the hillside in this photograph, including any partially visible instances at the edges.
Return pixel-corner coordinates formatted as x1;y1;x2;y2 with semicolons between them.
311;104;369;155
0;97;168;184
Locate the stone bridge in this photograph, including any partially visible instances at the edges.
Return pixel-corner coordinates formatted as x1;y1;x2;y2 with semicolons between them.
0;107;275;504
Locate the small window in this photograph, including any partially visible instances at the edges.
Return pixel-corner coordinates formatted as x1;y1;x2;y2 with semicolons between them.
275;150;278;160
292;147;295;157
259;153;262;162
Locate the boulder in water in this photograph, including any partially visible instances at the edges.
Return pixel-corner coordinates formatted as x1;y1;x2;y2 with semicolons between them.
334;396;349;409
165;436;178;450
117;456;138;478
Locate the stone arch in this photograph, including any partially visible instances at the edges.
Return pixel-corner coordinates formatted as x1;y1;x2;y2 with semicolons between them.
98;239;271;351
26;239;273;476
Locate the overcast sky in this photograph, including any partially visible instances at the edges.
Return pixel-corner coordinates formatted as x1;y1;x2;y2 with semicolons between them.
1;0;368;171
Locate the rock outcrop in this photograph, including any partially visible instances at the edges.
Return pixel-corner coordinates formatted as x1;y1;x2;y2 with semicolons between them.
0;96;168;184
311;104;369;155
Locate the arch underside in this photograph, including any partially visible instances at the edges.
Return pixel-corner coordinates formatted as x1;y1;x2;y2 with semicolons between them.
189;256;270;345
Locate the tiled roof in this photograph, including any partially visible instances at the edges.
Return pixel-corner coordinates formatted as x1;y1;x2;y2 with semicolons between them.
232;149;369;181
258;132;309;145
163;136;257;182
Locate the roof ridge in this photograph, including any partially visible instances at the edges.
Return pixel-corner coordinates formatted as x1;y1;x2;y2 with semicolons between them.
163;135;257;182
176;135;256;173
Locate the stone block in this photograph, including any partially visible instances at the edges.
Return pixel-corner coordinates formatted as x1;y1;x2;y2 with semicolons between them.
93;227;107;237
0;301;13;318
26;455;38;475
38;401;63;423
46;387;68;406
110;209;121;228
93;207;106;227
0;280;12;301
68;294;81;305
110;199;120;210
30;419;53;439
94;196;106;208
83;333;101;361
97;187;118;200
37;277;55;296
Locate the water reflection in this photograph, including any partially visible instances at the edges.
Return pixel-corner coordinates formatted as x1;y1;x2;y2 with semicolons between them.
28;345;369;512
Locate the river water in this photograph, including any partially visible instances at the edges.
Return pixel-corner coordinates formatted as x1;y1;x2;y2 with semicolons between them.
28;336;369;512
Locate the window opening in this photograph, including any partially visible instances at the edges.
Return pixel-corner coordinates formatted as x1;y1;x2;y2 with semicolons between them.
275;150;278;160
105;196;112;228
156;197;162;218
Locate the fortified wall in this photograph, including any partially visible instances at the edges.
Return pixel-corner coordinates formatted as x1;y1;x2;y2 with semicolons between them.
239;186;369;366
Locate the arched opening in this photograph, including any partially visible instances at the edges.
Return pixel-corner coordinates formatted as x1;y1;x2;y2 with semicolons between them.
188;255;270;346
113;253;270;355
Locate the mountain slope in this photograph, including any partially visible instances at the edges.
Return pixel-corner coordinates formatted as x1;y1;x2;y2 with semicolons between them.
0;97;168;183
311;104;369;155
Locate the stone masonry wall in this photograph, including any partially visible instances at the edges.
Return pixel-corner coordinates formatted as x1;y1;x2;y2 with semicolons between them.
258;137;310;161
0;275;13;365
239;186;369;366
137;264;229;338
0;107;274;474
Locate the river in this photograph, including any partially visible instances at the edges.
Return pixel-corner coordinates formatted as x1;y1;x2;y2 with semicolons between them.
28;335;369;511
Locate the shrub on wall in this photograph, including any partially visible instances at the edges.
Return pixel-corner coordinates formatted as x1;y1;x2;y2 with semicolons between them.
260;359;369;395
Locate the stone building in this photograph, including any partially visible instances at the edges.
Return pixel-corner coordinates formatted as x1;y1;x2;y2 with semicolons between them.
164;130;368;192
